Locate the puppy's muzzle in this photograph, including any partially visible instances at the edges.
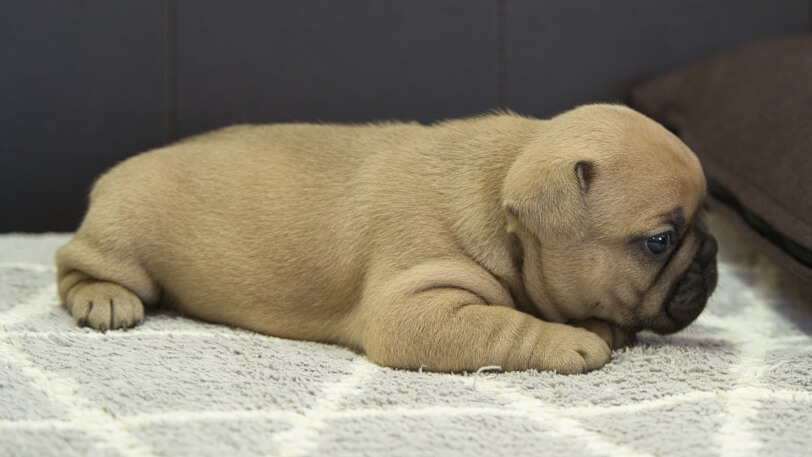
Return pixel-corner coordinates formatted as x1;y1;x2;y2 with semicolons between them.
660;232;718;334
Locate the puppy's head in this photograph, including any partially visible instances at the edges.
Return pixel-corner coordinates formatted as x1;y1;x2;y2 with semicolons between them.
503;104;717;334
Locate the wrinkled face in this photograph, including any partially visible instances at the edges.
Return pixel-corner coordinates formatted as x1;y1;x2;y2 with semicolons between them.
511;106;718;334
532;172;718;334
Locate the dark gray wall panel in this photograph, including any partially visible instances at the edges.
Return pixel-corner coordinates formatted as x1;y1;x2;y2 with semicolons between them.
1;1;810;232
508;0;812;118
0;1;168;232
176;0;499;136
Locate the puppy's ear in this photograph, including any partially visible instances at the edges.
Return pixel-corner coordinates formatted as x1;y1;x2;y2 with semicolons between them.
503;156;594;245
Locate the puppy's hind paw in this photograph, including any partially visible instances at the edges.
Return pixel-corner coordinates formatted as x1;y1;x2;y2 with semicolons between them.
66;281;145;331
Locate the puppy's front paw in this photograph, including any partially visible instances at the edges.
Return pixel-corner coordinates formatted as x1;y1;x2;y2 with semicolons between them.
65;281;144;331
571;319;634;350
537;325;612;374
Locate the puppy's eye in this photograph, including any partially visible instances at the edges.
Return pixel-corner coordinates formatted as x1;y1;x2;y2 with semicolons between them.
646;232;673;255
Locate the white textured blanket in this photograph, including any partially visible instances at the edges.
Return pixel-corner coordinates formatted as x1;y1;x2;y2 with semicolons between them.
1;212;811;457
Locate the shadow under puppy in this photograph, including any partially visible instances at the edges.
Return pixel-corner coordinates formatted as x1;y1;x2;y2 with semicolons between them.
56;104;718;374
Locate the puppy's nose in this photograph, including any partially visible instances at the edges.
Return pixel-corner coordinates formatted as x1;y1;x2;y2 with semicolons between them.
697;234;719;293
663;234;718;332
698;234;719;265
657;230;719;334
664;268;707;327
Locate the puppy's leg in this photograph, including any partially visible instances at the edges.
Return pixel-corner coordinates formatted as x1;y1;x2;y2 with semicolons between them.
56;238;157;331
570;319;635;350
359;287;611;374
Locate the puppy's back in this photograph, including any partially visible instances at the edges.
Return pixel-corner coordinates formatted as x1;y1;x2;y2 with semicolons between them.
57;121;425;340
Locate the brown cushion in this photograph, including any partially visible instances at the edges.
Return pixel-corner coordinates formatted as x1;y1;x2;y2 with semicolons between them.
630;34;812;293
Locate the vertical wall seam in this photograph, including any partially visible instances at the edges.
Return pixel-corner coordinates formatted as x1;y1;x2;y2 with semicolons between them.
497;0;509;109
166;0;178;142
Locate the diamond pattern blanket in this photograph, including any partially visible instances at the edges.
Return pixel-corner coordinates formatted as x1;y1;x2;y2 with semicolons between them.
1;212;811;457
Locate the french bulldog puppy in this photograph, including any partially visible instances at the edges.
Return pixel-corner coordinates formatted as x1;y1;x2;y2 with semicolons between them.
56;104;717;374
